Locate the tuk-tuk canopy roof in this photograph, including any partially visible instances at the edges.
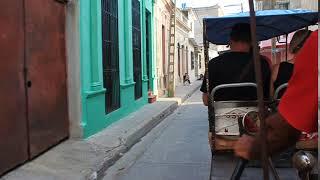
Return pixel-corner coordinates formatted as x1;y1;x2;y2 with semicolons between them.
203;9;319;45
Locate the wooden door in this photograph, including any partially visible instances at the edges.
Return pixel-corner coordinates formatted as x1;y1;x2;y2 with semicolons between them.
0;1;29;175
0;0;69;174
25;0;69;158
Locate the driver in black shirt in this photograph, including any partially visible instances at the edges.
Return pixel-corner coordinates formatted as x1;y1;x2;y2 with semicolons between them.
201;23;271;105
201;23;271;149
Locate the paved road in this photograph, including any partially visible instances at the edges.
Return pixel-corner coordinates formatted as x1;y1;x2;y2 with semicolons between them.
103;90;298;180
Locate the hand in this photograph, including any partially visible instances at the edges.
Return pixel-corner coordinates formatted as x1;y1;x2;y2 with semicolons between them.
234;135;255;160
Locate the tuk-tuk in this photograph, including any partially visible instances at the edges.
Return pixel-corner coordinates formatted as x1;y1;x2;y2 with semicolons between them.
202;5;318;180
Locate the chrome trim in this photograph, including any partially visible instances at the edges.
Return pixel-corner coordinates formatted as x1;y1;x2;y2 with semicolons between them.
213;101;259;109
210;83;257;101
274;83;288;100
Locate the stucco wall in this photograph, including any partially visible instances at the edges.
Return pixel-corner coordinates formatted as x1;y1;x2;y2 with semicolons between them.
66;0;83;138
154;0;172;95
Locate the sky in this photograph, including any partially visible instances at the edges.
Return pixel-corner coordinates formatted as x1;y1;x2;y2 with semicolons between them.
176;0;250;15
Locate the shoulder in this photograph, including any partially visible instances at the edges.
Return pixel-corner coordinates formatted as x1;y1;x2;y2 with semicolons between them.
209;52;232;63
208;55;224;66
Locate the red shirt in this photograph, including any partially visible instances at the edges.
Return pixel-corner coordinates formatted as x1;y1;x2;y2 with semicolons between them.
279;30;318;133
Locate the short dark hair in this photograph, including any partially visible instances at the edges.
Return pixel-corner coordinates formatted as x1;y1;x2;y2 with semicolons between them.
230;23;252;43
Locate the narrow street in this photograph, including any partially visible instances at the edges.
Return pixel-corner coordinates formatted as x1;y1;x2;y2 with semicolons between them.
104;90;298;180
104;90;211;180
1;1;318;179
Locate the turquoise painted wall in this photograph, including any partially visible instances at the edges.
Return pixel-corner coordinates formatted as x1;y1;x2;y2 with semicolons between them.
79;0;156;138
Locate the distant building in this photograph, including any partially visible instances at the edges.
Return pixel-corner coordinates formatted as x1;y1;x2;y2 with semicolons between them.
289;0;318;11
154;0;175;96
255;0;318;65
192;5;226;75
255;0;318;11
175;8;198;84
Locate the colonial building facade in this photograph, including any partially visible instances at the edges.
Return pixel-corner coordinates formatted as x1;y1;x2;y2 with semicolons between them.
154;0;174;96
76;0;156;138
192;5;224;70
0;0;157;175
175;8;198;84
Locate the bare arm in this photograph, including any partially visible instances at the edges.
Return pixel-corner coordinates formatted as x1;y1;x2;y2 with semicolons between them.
269;79;275;99
235;113;301;160
202;93;208;106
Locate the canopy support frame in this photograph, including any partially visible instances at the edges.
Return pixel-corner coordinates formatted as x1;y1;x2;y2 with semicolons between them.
203;19;215;180
248;0;269;179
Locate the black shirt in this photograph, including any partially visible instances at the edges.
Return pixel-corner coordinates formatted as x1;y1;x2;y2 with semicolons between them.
200;52;271;101
273;62;294;98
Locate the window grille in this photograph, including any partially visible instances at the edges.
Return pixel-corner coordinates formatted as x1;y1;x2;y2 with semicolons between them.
102;0;120;113
132;0;142;99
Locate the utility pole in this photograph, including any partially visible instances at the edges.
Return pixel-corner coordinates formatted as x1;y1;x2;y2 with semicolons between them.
167;0;176;97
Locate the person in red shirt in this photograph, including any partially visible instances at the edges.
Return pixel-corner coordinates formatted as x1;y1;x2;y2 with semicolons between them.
234;30;318;160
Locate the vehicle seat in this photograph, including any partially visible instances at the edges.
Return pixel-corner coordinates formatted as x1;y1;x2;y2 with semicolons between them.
210;83;258;137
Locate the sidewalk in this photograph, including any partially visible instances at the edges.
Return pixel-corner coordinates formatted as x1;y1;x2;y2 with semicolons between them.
2;81;202;180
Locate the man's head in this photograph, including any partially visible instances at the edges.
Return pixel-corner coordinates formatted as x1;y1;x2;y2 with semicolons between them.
229;23;252;52
289;29;312;54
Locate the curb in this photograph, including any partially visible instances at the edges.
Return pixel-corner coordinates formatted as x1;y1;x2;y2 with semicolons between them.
95;102;179;179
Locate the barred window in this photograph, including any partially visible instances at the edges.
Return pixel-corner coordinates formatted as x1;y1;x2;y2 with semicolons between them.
191;51;194;70
132;0;142;99
102;0;120;113
146;11;151;90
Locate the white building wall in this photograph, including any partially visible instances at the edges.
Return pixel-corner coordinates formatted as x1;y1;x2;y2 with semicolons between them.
154;0;173;96
289;0;318;11
175;27;189;85
192;5;222;76
66;1;82;138
174;8;198;86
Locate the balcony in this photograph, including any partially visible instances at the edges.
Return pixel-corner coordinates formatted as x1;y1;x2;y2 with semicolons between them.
176;10;191;31
176;10;188;24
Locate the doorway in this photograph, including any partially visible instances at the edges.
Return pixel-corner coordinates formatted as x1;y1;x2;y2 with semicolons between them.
0;0;69;175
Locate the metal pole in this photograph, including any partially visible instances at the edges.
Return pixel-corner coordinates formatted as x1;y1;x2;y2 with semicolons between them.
269;158;281;180
248;0;269;179
271;0;277;64
203;20;214;180
167;0;176;97
285;34;288;61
